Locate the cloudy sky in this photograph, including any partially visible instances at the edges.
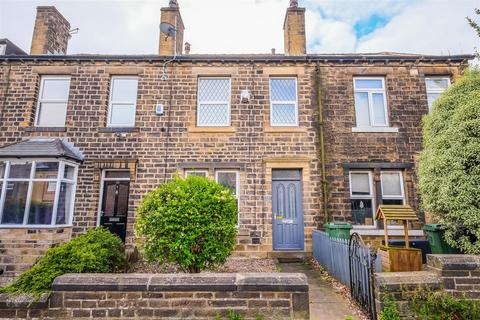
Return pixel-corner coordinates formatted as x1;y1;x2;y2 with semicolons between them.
0;0;478;55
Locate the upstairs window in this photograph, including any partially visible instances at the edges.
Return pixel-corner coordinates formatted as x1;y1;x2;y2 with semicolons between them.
107;76;138;127
425;77;450;111
0;160;77;226
35;76;71;127
197;78;231;126
0;44;6;55
349;171;374;226
381;171;404;205
270;78;298;126
353;78;388;128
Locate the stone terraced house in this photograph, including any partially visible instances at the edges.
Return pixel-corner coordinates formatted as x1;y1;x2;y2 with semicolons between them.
0;1;472;285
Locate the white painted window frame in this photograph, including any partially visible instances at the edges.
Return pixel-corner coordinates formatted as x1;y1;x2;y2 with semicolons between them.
0;159;78;228
184;169;209;178
353;77;390;129
425;76;451;112
96;169;131;227
349;170;377;228
269;77;299;127
107;76;138;127
196;77;231;127
215;170;240;227
380;171;405;203
35;75;71;127
0;44;6;55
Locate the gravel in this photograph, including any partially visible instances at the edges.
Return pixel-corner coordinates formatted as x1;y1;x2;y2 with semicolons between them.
128;257;279;274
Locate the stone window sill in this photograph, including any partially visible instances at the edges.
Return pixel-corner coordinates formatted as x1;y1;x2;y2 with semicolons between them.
188;127;236;134
25;127;67;132
264;126;307;133
98;127;139;133
352;127;399;133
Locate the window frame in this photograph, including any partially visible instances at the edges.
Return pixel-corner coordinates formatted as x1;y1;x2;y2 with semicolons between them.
0;159;78;228
107;76;139;128
380;171;405;203
353;77;389;128
425;76;451;112
269;77;299;127
349;170;377;228
196;77;232;127
34;75;71;127
184;169;209;178
215;170;240;226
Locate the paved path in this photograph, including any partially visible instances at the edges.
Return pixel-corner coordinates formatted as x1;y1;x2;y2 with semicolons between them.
279;262;356;320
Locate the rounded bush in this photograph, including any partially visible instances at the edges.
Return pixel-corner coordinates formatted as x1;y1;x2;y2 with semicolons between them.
419;69;480;254
0;227;127;295
135;176;238;273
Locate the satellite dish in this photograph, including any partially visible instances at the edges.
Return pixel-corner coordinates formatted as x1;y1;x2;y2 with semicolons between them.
160;22;176;40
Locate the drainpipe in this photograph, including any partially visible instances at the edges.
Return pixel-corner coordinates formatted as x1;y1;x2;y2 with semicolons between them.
315;63;329;225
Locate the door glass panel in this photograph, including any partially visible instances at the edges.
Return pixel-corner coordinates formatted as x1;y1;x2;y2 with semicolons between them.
103;183;116;217
288;183;297;219
1;181;29;224
56;182;73;224
28;181;55;224
34;162;59;179
9;162;32;179
354;92;370;127
272;169;301;180
105;171;130;179
276;184;285;217
116;182;129;217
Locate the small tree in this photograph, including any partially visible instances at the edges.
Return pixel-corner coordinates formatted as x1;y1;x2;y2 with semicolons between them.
418;70;480;254
135;176;238;273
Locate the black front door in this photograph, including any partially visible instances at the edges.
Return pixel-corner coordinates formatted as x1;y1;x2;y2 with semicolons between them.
100;180;130;241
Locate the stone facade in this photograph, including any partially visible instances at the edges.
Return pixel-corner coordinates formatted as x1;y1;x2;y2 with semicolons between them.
374;254;480;318
0;273;309;319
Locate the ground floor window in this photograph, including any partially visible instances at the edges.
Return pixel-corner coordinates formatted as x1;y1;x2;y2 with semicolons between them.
215;170;240;224
185;169;208;178
349;170;405;226
0;160;78;226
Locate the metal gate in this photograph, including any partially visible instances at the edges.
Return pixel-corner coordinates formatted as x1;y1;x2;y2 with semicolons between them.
349;232;377;320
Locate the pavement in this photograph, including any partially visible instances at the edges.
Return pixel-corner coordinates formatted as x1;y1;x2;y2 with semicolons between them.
279;262;356;320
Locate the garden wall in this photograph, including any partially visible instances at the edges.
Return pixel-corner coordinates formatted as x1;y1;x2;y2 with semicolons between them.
0;273;309;319
374;254;480;318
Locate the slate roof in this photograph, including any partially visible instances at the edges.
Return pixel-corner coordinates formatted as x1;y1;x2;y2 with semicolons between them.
0;138;84;162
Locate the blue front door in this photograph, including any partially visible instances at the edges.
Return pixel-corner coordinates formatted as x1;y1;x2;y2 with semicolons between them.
272;170;304;250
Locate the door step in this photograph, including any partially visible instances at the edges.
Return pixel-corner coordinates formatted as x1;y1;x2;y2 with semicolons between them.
268;251;311;263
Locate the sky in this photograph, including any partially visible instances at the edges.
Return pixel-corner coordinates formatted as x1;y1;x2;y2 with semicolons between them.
0;0;478;55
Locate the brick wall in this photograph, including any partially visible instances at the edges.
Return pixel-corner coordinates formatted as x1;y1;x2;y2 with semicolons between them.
374;254;480;318
0;273;309;319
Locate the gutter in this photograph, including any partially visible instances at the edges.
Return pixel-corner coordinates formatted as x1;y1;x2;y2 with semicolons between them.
315;62;329;224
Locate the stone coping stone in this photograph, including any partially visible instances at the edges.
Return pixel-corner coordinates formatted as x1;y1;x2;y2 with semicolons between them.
0;293;49;309
52;273;308;292
427;254;480;271
374;271;441;291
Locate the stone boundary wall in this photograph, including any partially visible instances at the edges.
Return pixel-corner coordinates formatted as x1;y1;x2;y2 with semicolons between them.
0;273;309;319
374;254;480;319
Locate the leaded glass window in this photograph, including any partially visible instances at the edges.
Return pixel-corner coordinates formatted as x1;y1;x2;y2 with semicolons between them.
197;78;231;126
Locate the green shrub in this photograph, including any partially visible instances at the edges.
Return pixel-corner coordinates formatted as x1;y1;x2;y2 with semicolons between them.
0;228;127;295
135;176;238;273
418;69;480;254
411;289;480;320
379;294;401;320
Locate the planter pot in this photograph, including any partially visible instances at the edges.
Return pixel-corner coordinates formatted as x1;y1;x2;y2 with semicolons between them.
379;245;422;272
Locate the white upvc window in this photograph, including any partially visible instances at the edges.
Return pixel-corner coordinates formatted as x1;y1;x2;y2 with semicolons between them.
349;171;375;226
269;77;298;126
185;170;209;178
353;77;389;128
0;160;78;227
107;76;138;127
0;44;6;55
35;76;71;127
215;170;240;225
197;78;231;127
425;77;450;112
380;171;405;205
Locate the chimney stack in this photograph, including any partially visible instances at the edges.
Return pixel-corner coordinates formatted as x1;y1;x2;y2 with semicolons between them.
283;0;306;55
159;0;185;56
30;6;71;55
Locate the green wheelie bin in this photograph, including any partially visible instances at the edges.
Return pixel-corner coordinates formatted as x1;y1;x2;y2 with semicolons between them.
323;223;353;240
423;224;460;254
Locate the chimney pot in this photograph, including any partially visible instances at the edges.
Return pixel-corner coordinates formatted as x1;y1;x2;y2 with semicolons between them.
30;6;71;55
290;0;298;8
185;42;191;54
169;0;178;8
271;48;276;54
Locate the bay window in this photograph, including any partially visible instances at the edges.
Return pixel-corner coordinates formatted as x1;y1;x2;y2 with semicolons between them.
0;160;77;226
